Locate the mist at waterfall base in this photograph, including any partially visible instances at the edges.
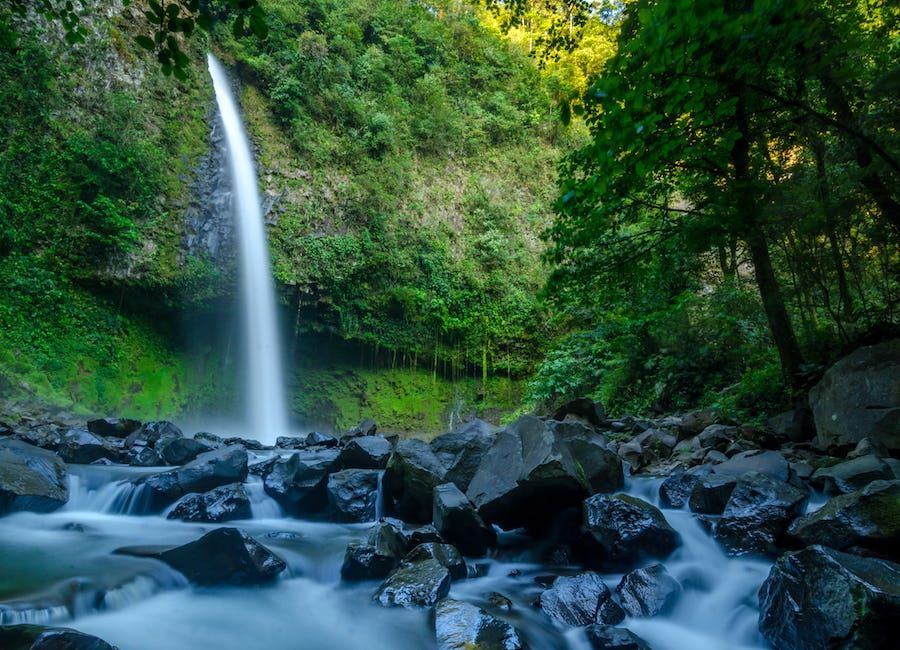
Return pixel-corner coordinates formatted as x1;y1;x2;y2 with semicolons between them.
205;54;290;445
0;463;775;650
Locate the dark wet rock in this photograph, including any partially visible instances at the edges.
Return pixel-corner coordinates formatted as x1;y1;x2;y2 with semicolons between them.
713;449;789;481
809;339;899;452
703;449;728;464
125;421;183;450
57;429;118;464
408;525;444;546
696;424;738;451
0;624;117;649
341;543;400;581
0;439;68;515
615;563;681;617
487;592;513;612
127;445;162;467
275;436;307;450
584;625;651;650
223;436;265;450
758;545;900;650
553;398;607;427
677;410;719;439
326;469;381;522
167;483;252;523
810;454;894;495
688;473;738;515
153;527;285;586
577;494;680;569
634;429;677;456
714;472;809;556
373;558;451;608
383;439;447;522
404;543;467;580
539;571;624;626
788;480;900;561
138;445;248;511
158;438;213;466
466;416;623;532
435;598;524;650
87;417;142;439
194;432;224;448
658;466;709;509
339;436;392;470
617;440;652;472
248;457;278;477
430;420;496;492
305;431;339;448
768;408;814;443
368;520;410;557
262;448;340;515
432;483;495;557
847;437;890;460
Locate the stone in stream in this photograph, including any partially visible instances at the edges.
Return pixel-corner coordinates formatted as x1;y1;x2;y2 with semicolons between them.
714;471;809;556
158;437;214;465
326;469;381;522
465;415;623;532
167;483;252;523
552;397;607;427
808;339;900;452
403;543;467;581
430;419;496;493
712;449;790;481
615;563;681;617
137;445;249;511
382;439;448;522
432;482;496;557
0;439;68;515
305;431;339;448
339;436;392;470
373;558;451;609
57;429;119;465
809;454;894;495
127;445;162;467
787;479;900;561
275;436;307;450
539;571;624;626
87;417;142;439
125;421;184;450
576;493;680;569
758;545;900;650
434;598;524;650
687;473;737;515
262;447;340;515
584;625;651;650
408;524;444;546
144;527;286;586
340;520;409;581
658;466;710;509
0;624;116;649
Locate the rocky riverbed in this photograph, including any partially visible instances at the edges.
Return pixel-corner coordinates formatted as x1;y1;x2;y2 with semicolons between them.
1;343;898;649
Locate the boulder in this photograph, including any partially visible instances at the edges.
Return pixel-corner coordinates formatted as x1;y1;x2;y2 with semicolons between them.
809;339;899;451
552;398;607;427
714;472;809;556
127;445;162;467
539;572;624;626
0;624;116;650
125;421;183;449
810;454;894;495
658;466;709;509
326;469;381;522
577;494;680;569
373;558;451;608
158;438;213;465
788;480;900;561
696;424;738;451
262;448;340;515
767;408;814;443
404;543;467;581
138;445;248;511
57;429;118;464
712;449;790;481
408;525;444;546
383;439;447;522
430;420;495;492
305;431;339;448
341;520;409;581
275;436;307;450
466;416;623;531
615;563;681;617
846;437;890;460
758;545;900;650
435;598;524;650
153;527;285;586
432;483;496;557
86;417;141;439
339;436;392;470
347;418;378;438
0;439;68;515
688;473;738;515
166;483;252;523
584;625;651;650
677;410;719;438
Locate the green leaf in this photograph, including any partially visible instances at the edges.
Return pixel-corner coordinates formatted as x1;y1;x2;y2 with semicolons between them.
135;35;155;51
232;14;245;38
249;13;269;40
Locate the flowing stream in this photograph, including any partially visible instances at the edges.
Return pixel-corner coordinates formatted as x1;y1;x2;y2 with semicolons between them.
0;462;772;649
207;54;289;444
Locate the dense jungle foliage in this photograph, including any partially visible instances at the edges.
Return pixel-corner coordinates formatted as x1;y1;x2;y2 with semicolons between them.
0;0;896;431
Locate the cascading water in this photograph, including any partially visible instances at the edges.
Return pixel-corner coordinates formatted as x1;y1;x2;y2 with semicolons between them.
207;54;290;443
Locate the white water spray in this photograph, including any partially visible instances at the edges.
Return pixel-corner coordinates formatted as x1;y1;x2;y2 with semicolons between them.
208;54;289;443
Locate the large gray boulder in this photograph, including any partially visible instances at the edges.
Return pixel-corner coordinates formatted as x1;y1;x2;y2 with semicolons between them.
430;420;495;492
339;436;392;470
615;563;681;617
263;447;340;515
383;439;447;522
373;558;451;609
432;482;495;557
166;483;252;523
0;439;68;515
539;572;624;626
788;480;900;561
326;469;380;522
809;339;900;451
138;445;248;511
758;545;900;649
340;520;409;581
57;429;118;464
435;598;524;650
810;454;894;495
0;624;116;649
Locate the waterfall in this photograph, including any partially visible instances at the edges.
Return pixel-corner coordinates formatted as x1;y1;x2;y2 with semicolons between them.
208;54;290;443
